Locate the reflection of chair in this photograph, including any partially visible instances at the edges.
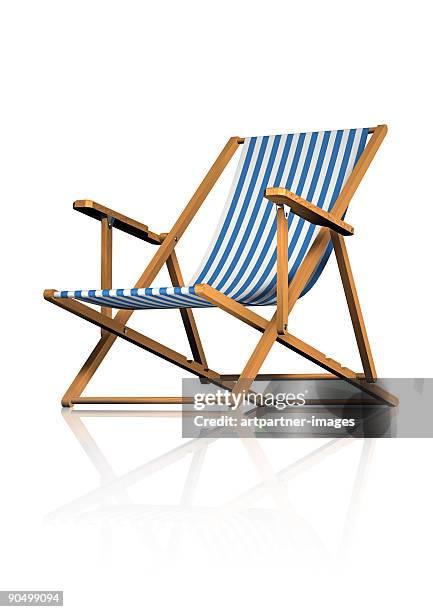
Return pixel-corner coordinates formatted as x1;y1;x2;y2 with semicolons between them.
46;410;376;557
44;126;396;409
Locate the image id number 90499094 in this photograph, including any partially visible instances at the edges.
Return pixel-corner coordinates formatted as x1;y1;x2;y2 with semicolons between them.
0;592;63;606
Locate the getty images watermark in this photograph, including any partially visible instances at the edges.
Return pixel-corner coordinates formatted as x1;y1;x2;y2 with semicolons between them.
190;388;356;432
194;388;308;410
181;378;433;438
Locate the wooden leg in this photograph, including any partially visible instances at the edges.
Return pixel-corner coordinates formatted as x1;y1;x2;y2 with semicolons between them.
331;232;377;382
276;207;289;334
231;316;278;396
100;217;113;336
164;246;207;368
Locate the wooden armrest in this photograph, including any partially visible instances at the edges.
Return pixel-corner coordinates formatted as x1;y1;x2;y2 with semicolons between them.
73;200;162;244
264;188;354;236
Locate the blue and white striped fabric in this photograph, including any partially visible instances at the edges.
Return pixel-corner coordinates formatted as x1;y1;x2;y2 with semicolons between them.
56;128;369;310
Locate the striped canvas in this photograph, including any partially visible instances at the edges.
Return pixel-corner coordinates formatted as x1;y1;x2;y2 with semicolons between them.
55;128;369;310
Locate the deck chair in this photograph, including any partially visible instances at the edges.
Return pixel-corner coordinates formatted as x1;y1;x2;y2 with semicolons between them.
44;125;397;408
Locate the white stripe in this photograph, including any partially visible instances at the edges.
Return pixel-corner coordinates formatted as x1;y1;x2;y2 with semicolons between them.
197;136;264;284
188;141;248;284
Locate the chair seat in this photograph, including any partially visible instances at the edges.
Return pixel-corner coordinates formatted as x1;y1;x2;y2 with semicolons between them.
54;287;212;310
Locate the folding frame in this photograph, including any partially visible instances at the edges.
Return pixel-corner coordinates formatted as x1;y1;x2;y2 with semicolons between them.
44;125;398;409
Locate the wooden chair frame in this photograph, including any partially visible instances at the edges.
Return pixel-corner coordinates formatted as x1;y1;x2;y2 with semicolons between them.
44;125;398;409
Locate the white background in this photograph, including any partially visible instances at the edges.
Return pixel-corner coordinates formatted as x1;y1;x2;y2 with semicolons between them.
1;1;432;610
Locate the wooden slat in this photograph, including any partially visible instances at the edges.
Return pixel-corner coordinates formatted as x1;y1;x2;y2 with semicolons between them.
220;373;365;380
100;217;112;336
238;127;375;145
276;206;289;334
72;397;194;404
331;231;377;382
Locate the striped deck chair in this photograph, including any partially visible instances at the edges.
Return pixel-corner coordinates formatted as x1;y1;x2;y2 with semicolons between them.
44;125;397;408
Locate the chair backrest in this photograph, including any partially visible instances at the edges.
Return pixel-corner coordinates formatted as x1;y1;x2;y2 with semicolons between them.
190;128;370;305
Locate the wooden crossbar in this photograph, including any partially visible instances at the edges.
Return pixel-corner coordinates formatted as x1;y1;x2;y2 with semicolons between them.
194;284;397;407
